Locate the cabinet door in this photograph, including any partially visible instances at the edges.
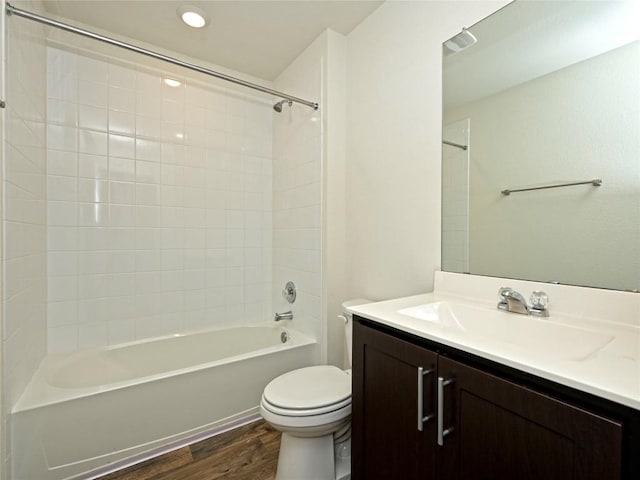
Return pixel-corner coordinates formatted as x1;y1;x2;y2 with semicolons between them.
437;356;623;480
352;321;438;480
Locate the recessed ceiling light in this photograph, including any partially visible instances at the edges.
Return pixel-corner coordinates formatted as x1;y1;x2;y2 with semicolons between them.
164;78;182;87
177;5;209;29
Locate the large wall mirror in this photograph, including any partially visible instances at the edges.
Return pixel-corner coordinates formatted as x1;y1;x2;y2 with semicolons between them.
441;0;640;292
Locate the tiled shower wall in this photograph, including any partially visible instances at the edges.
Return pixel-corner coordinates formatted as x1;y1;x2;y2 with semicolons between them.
271;36;323;346
45;45;274;352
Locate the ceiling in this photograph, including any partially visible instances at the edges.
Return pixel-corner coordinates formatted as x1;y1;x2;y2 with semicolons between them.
42;1;383;81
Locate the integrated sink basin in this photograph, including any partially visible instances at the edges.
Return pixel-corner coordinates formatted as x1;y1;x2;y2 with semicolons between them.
398;301;614;361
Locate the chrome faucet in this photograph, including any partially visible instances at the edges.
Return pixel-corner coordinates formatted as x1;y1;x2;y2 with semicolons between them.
497;287;549;317
274;310;293;321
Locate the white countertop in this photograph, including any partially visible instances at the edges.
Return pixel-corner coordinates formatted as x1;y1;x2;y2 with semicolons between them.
348;273;640;411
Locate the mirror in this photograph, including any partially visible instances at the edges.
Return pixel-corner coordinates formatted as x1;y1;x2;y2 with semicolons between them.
441;0;640;292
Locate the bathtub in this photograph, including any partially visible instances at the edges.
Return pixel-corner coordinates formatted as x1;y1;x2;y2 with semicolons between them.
11;324;317;480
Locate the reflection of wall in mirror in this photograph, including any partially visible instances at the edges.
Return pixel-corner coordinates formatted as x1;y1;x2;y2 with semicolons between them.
442;118;470;274
443;41;640;291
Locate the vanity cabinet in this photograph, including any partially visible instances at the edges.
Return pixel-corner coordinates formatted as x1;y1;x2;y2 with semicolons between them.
352;318;624;480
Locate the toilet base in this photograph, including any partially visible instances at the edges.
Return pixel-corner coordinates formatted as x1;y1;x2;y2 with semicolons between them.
276;432;335;480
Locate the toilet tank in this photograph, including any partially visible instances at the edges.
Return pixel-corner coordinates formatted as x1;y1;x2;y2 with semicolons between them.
340;299;372;368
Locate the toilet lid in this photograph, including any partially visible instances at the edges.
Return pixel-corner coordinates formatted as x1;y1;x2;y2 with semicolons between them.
263;365;351;410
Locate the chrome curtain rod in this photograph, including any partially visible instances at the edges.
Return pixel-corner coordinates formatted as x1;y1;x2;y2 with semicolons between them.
5;2;319;110
442;140;468;151
501;179;602;196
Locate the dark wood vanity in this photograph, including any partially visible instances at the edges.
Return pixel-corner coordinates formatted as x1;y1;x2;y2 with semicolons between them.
352;317;640;480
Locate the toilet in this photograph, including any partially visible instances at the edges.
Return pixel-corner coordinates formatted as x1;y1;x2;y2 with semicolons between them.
260;299;371;480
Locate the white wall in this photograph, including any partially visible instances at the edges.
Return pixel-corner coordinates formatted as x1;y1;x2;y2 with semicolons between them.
2;0;48;476
446;41;640;291
44;43;275;353
345;1;509;301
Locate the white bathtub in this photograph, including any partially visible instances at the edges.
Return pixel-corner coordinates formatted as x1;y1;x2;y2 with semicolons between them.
11;324;317;480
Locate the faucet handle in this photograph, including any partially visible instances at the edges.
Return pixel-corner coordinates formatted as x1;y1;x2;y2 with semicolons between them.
497;286;512;310
530;291;549;316
498;286;513;298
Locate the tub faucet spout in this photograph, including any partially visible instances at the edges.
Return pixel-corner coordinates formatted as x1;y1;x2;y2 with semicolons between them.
274;310;293;321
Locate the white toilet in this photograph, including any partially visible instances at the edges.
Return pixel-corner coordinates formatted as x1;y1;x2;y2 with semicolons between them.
260;299;371;480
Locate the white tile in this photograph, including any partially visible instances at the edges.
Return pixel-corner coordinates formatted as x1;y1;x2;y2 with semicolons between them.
48;275;78;302
48;251;78;276
136;138;161;162
109;86;135;112
107;250;135;274
78;56;108;83
207;229;226;249
48;226;78;251
185;146;207;168
48;125;77;152
48;201;78;226
109;157;135;181
79;203;108;226
109;134;135;159
79;153;108;179
78;251;108;275
78;322;108;349
109;204;134;227
136;228;162;250
161;122;184;143
162;164;184;186
136;184;160;206
79;129;108;155
79;80;108;108
79;105;108;131
48;301;78;327
109;181;135;205
162;270;183;292
109;110;135;135
108;318;136;345
136;160;161;184
108;228;136;250
136;92;161;117
183;187;205;208
135;250;162;272
48;175;77;201
47;98;77;126
108;63;136;88
162;99;184;123
48;149;78;177
161;143;185;165
78;227;110;250
79;178;108;203
135;205;161;227
162;81;185;102
136;271;162;294
136;114;161;139
136;71;161;94
48;326;78;353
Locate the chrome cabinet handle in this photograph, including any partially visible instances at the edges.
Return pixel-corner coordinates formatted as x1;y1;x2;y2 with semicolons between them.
437;376;454;445
417;367;434;431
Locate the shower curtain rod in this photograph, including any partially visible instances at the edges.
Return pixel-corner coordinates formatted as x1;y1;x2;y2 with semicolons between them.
5;2;319;110
442;140;468;151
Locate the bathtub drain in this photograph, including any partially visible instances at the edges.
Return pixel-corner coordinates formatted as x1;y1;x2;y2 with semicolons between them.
281;331;289;343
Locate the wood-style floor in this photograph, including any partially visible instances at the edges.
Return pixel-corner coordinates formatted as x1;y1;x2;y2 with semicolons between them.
97;420;281;480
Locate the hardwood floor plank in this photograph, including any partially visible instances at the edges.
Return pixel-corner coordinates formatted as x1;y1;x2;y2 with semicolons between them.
96;420;280;480
99;447;193;480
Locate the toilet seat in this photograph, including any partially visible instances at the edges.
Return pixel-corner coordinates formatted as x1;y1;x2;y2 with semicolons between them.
262;365;351;415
